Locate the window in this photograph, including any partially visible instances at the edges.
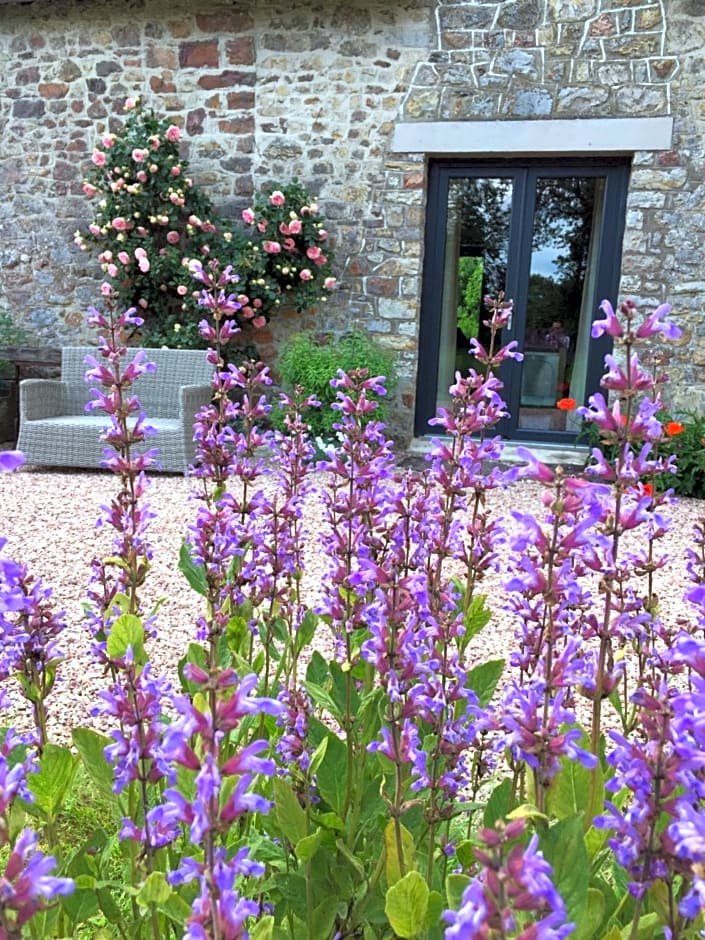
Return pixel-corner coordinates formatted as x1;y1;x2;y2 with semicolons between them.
415;158;630;442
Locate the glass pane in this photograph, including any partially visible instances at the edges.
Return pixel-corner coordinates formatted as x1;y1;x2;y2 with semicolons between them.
518;176;604;433
437;178;512;408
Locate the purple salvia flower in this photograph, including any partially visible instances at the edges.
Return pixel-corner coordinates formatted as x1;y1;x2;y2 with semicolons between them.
0;828;74;932
93;660;173;795
591;298;624;339
669;802;705;920
443;820;573;939
176;847;262;940
0;451;24;474
596;684;681;898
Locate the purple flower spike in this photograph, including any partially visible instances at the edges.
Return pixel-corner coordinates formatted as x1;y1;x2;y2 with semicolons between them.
591;299;624;339
636;302;682;341
0;450;25;473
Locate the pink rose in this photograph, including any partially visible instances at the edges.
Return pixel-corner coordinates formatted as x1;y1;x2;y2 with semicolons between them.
169;193;185;206
106;263;118;277
324;277;337;290
299;268;313;281
171;166;181;177
242;208;255;224
136;170;148;183
177;285;188;296
138;298;148;309
99;250;112;262
91;150;106;167
148;135;160;150
252;315;267;328
101;135;115;148
242;306;254;319
124;97;137;111
253;298;262;308
279;223;290;236
149;164;158;174
165;124;181;143
263;240;282;254
306;246;321;261
118;251;130;265
82;182;97;197
269;190;285;207
135;247;147;260
166;230;180;245
283;238;296;251
138;257;150;273
314;253;327;266
288;219;302;234
89;223;102;236
257;221;268;233
100;282;113;297
112;217;130;231
318;229;328;241
132;148;147;162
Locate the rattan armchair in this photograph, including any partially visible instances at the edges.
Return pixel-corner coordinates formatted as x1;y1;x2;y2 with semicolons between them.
17;346;214;472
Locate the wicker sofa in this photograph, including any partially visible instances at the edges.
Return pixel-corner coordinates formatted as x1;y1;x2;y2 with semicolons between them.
17;346;214;472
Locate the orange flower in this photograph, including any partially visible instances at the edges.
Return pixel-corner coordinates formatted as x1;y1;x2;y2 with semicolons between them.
665;420;685;437
556;397;577;411
643;482;654;497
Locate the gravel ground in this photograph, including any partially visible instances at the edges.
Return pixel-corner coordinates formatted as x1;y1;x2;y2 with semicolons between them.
0;462;701;743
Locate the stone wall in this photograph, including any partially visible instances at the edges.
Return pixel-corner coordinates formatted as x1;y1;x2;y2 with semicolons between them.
1;0;705;443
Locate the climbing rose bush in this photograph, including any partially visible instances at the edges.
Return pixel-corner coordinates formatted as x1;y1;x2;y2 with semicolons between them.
3;284;705;938
75;98;336;350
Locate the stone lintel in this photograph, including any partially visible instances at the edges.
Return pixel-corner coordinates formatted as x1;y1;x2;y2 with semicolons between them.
391;116;674;154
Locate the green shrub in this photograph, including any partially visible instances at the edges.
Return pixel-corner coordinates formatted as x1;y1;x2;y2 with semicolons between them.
580;408;705;499
274;329;396;438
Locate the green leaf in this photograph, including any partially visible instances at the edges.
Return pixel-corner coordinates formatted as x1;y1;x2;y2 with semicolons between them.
540;816;590;928
273;777;308;845
619;912;659;939
106;613;146;663
385;871;429;939
308;736;328;777
295;609;318;656
311;899;339;939
250;916;274;940
454;840;475;869
466;659;504;707
546;753;605;826
483;777;512;828
137;871;171;907
446;873;471;911
295;827;324;862
573;887;606;940
425;889;444;928
26;743;77;820
463;594;492;642
507;802;548;824
179;539;208;595
306;650;329;686
303;680;343;722
72;727;115;799
315;732;348;815
384;819;416;887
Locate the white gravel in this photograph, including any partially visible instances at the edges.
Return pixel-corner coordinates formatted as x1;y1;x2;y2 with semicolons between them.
0;462;701;743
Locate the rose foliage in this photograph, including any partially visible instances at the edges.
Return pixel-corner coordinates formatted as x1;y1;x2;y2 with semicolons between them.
2;280;705;939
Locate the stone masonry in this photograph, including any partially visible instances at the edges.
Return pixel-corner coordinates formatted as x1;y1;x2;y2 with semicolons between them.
1;0;705;444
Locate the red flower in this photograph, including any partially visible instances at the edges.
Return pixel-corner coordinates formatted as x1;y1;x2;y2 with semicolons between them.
665;420;685;437
556;397;577;411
